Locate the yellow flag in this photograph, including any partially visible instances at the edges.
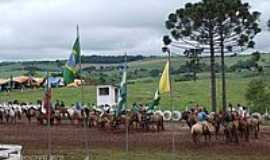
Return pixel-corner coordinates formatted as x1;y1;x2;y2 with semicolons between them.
159;60;170;93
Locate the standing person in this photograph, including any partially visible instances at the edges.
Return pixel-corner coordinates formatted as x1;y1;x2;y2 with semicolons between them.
60;101;65;108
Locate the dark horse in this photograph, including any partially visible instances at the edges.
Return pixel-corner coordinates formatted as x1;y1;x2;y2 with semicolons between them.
182;111;197;129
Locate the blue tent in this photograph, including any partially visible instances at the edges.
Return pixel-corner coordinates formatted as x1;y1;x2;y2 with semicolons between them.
47;77;64;88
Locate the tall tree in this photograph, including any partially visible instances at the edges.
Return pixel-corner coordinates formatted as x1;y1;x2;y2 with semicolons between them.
183;49;203;81
163;0;260;112
214;0;261;111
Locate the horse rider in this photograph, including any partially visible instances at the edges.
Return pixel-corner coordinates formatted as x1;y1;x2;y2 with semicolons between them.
75;102;81;112
60;101;65;108
55;100;60;110
198;108;208;122
103;104;111;113
197;107;209;131
131;103;140;113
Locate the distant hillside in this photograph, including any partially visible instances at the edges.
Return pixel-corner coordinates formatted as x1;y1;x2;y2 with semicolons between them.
0;53;269;80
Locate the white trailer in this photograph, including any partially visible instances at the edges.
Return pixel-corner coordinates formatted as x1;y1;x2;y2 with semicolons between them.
96;85;118;107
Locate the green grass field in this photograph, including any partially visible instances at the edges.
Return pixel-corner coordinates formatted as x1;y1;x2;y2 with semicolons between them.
0;76;251;111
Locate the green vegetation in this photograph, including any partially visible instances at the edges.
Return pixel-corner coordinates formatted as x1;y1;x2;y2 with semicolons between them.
1;53;270;111
0;77;250;111
246;78;270;112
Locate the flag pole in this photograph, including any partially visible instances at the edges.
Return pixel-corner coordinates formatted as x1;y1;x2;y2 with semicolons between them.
77;25;90;160
167;48;175;160
124;52;129;158
46;70;52;160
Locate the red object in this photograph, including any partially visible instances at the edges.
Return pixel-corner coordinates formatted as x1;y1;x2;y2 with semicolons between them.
43;88;52;118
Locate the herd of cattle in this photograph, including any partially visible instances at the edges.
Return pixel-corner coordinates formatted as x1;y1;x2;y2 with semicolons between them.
0;101;269;144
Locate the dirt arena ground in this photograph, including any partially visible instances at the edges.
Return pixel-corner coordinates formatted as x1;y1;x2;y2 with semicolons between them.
0;119;269;160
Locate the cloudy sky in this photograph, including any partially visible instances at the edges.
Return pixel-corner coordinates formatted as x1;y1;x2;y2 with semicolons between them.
0;0;270;60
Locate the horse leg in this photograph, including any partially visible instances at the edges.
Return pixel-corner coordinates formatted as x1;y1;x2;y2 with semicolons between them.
215;125;219;141
192;133;198;144
161;117;164;131
245;126;249;142
234;128;239;144
28;116;31;124
255;123;259;139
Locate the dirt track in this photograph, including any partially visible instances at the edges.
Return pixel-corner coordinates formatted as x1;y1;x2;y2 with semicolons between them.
0;119;270;160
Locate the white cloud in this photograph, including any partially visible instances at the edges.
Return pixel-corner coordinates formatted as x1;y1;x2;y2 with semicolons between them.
0;0;269;60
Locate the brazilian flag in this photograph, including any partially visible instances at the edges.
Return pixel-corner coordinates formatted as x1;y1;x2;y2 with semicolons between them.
63;34;81;85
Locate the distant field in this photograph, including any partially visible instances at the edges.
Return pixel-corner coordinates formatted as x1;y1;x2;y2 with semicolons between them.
0;54;269;110
1;53;270;78
0;77;251;111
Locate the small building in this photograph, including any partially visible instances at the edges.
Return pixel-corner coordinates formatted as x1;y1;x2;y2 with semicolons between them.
96;85;118;107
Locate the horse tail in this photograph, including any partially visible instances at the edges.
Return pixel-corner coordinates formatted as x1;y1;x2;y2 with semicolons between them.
257;121;260;132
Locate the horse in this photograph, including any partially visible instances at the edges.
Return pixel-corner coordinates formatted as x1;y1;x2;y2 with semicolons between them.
54;107;71;125
88;110;100;128
35;106;55;126
125;111;141;129
140;111;164;132
190;121;215;144
182;111;198;129
98;112;114;129
0;107;5;123
22;105;37;124
221;111;240;144
208;112;222;140
238;117;250;141
247;114;261;139
4;106;16;124
69;108;83;125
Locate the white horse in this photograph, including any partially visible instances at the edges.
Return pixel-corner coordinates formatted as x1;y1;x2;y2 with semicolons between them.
4;104;16;124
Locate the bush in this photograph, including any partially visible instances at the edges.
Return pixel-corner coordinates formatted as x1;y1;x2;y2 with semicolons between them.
245;78;270;113
149;69;160;77
174;74;195;82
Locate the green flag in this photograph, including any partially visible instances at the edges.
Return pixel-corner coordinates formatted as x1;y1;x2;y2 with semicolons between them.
147;89;160;112
63;29;81;85
116;64;127;117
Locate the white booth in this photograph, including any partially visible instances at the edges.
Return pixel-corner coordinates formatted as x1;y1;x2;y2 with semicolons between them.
96;85;118;106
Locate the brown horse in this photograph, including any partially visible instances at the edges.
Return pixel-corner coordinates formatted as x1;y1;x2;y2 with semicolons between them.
191;121;215;144
127;111;141;129
221;111;239;144
247;116;260;139
238;117;250;141
35;107;55;126
182;111;198;129
97;112;114;128
140;112;164;132
23;107;36;124
208;112;222;140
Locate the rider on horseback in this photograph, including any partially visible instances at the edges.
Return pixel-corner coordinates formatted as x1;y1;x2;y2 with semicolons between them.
197;107;209;132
